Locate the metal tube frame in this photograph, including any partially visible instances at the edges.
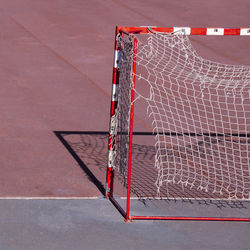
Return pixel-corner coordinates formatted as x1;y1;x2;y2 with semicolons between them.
106;26;250;222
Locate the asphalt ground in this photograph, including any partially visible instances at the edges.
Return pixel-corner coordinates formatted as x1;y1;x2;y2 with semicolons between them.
0;198;249;250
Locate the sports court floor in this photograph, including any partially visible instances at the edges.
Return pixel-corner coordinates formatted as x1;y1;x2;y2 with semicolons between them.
0;0;249;249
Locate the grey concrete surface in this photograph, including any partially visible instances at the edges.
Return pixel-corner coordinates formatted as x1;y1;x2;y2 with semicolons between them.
0;199;249;250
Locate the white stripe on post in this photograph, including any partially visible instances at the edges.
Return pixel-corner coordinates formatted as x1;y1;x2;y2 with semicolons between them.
112;84;119;101
108;149;116;168
109;116;118;135
113;50;120;68
207;28;224;35
240;28;250;36
173;27;191;35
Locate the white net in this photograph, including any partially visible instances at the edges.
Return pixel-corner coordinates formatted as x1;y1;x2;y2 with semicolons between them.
115;31;250;200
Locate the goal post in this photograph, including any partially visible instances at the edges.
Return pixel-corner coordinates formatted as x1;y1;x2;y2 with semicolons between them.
106;26;250;222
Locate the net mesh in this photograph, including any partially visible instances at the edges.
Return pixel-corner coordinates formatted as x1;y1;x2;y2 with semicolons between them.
113;31;250;200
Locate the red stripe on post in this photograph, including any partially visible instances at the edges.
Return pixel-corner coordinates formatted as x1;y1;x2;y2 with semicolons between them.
110;101;118;117
113;68;120;85
153;27;173;33
114;26;120;49
224;28;241;35
105;168;114;196
190;28;207;35
119;26;148;34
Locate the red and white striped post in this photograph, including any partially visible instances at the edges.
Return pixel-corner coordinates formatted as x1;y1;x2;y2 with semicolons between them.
106;27;139;221
106;27;120;198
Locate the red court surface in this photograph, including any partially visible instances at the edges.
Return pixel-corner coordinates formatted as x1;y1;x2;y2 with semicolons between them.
0;1;249;249
0;0;249;198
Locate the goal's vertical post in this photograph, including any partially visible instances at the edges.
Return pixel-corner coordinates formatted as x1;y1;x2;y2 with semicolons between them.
125;37;138;222
106;26;120;198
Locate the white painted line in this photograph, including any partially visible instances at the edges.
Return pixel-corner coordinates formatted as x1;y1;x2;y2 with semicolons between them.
0;197;101;200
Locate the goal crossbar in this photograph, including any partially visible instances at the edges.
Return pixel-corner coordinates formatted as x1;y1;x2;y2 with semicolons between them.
117;26;250;36
106;26;250;222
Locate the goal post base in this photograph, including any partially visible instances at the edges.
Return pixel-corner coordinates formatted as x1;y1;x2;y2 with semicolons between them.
105;167;114;198
107;194;250;222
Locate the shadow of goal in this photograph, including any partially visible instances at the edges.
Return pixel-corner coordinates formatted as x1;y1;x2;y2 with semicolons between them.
55;131;250;221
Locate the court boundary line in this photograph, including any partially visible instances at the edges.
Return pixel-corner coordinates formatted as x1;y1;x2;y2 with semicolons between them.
0;196;103;200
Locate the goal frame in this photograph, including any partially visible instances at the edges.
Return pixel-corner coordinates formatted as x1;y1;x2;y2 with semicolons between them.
105;26;250;222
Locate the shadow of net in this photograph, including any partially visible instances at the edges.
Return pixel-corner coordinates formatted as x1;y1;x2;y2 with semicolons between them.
58;132;249;211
